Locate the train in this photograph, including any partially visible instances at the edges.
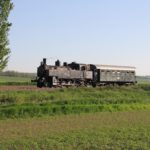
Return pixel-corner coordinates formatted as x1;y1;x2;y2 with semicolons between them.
34;58;137;88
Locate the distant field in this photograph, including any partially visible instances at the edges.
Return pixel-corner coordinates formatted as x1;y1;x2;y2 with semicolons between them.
0;76;35;85
137;80;150;84
0;76;31;82
137;76;150;84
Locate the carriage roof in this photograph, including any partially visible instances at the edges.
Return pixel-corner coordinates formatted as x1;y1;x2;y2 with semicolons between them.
95;65;136;71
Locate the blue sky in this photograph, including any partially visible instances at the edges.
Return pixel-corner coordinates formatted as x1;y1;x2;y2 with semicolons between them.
7;0;150;75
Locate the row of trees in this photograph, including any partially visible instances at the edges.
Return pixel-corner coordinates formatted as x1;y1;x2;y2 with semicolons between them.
0;0;13;71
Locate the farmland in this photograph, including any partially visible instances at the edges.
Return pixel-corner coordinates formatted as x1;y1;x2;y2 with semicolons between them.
0;111;150;150
0;76;31;83
0;75;34;86
0;76;150;149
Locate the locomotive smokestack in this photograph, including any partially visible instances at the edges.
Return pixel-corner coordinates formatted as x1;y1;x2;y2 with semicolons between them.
43;58;46;65
55;60;61;66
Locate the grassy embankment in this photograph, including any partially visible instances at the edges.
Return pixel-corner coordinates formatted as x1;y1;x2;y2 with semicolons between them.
0;85;150;119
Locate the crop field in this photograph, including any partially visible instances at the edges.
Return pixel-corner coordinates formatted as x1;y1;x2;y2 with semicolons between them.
0;111;150;150
0;78;150;149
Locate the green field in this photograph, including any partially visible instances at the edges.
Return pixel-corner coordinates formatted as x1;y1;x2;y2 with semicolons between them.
0;84;150;118
0;76;34;85
0;76;150;149
0;111;150;150
0;76;32;82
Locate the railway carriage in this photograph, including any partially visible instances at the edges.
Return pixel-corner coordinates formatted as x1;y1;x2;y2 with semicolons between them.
96;65;136;85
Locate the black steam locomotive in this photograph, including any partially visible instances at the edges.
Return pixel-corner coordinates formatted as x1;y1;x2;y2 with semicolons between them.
34;58;136;88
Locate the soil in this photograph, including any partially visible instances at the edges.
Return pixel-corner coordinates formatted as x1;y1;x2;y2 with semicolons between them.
0;85;56;91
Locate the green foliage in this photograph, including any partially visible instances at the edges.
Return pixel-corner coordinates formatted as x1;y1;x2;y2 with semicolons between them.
0;103;150;119
1;85;150;105
0;0;13;70
0;85;150;119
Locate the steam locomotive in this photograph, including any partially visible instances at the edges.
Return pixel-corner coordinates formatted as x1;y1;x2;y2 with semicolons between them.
34;58;136;88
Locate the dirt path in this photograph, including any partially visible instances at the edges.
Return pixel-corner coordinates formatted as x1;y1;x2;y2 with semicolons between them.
0;85;56;91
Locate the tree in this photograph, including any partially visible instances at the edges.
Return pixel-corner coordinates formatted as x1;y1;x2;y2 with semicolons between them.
0;0;13;71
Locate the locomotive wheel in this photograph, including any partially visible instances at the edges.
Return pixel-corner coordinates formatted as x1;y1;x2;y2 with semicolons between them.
37;81;43;88
92;82;96;87
37;79;45;88
48;82;52;88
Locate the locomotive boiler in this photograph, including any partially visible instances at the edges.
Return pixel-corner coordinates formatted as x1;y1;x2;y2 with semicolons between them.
35;58;136;88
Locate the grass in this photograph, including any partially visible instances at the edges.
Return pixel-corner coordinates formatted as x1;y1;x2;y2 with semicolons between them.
0;103;150;119
0;111;150;150
0;76;34;85
0;84;150;149
0;76;31;82
1;85;150;105
0;84;150;119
